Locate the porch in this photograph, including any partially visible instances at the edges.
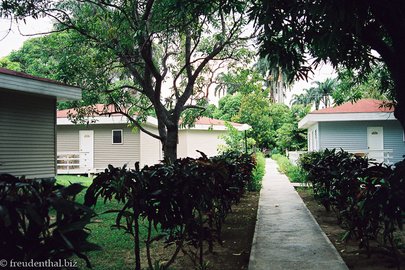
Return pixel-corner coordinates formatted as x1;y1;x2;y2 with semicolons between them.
57;151;94;175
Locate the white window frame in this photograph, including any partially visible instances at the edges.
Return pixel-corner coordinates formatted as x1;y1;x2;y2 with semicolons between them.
308;124;319;151
112;129;123;144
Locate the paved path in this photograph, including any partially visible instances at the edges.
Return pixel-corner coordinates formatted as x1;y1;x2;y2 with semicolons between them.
248;159;348;270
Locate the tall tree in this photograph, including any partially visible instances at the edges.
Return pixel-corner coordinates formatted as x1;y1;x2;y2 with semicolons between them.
291;79;335;110
313;78;335;108
3;32;113;108
333;64;393;105
251;0;405;129
1;0;251;162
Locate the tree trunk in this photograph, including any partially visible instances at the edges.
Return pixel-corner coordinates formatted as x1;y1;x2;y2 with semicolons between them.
393;83;405;131
162;125;178;163
385;52;405;132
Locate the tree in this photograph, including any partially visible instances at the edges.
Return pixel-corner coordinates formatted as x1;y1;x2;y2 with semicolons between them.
234;90;274;149
313;78;335;108
333;65;393;105
213;93;242;121
1;0;251;162
0;57;21;71
275;105;309;151
251;0;405;129
290;79;335;110
290;93;310;107
3;32;113;108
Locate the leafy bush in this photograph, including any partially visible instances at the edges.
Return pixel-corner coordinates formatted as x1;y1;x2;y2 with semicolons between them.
85;152;255;270
299;149;405;261
0;174;97;266
350;162;405;253
271;154;307;183
298;149;368;212
250;152;265;191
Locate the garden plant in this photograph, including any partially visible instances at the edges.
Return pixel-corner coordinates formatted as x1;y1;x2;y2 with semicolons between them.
299;149;405;263
84;152;256;270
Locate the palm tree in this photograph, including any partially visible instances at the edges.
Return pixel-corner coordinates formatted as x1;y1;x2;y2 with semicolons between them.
313;78;336;108
290;93;310;106
305;86;323;110
292;78;336;110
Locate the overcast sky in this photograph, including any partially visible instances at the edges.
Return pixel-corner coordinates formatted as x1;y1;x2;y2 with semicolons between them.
0;17;336;105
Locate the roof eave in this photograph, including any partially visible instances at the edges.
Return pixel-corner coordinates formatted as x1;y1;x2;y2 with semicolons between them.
0;73;81;100
298;112;397;129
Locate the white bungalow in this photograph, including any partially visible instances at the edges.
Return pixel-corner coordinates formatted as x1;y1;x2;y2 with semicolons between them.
56;105;250;174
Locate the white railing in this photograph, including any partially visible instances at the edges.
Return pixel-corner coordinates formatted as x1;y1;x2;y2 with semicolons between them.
57;151;87;174
286;150;307;165
348;149;393;165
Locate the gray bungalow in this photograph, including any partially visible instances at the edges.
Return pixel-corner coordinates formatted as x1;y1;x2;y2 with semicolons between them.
0;68;81;178
298;99;405;164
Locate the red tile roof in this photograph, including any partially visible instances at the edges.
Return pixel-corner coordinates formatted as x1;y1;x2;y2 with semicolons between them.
0;67;77;88
312;99;394;114
194;116;242;126
57;104;242;127
57;104;119;118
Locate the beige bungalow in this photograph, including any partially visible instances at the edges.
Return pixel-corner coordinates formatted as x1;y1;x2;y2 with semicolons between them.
56;105;249;174
0;68;81;179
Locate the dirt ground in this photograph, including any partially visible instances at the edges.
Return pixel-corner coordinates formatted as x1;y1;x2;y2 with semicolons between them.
297;188;405;270
139;191;260;270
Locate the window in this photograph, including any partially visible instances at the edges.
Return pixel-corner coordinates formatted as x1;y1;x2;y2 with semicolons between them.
112;129;123;144
314;129;318;150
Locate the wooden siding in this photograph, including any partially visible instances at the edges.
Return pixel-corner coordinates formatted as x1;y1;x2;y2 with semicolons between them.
57;124;140;171
57;126;79;152
139;126;162;166
382;121;405;163
0;89;56;178
179;130;226;158
319;120;405;163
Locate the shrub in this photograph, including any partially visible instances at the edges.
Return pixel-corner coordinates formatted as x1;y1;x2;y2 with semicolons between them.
298;148;405;261
350;162;405;253
0;174;97;266
298;149;368;212
84;152;255;270
271;154;307;183
250;152;265;191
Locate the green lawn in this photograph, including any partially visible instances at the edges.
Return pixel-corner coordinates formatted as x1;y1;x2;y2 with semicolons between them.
56;175;149;270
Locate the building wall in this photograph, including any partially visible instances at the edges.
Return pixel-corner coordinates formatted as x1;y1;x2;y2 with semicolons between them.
177;130;189;158
0;89;56;178
178;130;226;158
57;124;140;171
139;126;162;166
318;120;405;163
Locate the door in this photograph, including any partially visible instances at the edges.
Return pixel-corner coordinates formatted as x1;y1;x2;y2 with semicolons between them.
79;130;94;171
367;127;384;162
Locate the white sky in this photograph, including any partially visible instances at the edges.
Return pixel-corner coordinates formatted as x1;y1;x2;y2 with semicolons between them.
0;17;336;105
0;17;52;57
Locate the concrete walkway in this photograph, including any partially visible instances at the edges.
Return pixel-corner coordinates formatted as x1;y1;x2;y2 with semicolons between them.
248;159;348;270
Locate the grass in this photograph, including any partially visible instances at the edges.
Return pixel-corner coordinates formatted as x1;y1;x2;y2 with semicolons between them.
250;152;266;191
56;175;148;270
271;154;307;183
